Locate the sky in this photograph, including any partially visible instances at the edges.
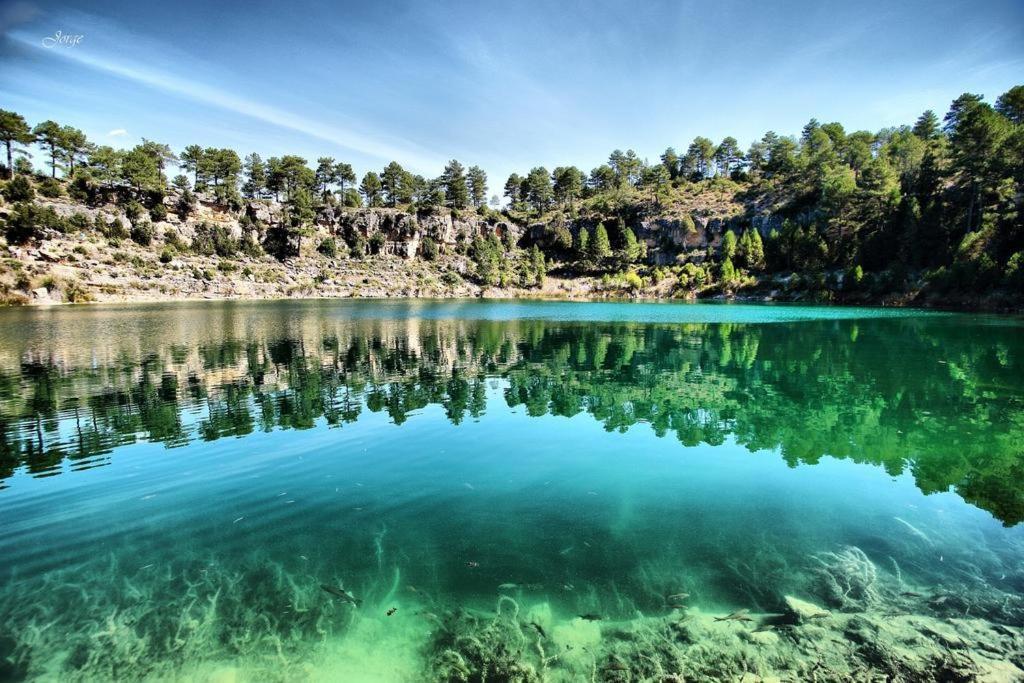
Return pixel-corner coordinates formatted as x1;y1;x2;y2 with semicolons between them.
0;0;1022;192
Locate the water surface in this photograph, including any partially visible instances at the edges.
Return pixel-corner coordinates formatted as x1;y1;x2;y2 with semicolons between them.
1;300;1022;681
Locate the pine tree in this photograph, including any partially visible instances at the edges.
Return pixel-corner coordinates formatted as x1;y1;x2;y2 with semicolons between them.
0;109;34;178
589;223;612;262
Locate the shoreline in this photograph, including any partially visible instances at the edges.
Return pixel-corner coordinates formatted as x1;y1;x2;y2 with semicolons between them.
6;287;1020;316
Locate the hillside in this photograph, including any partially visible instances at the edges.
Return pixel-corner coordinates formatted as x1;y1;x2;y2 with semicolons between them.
1;85;1022;310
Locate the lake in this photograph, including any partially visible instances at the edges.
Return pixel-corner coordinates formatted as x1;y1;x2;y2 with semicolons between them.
1;299;1023;681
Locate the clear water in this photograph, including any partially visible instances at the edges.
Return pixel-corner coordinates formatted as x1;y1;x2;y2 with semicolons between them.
1;300;1022;681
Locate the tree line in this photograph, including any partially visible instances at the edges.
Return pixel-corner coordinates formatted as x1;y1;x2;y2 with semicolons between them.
2;84;1023;298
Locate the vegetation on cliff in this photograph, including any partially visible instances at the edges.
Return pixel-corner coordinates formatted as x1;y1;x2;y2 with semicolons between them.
1;85;1022;307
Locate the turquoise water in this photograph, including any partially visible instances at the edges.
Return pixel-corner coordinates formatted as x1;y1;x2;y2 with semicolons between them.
1;300;1022;681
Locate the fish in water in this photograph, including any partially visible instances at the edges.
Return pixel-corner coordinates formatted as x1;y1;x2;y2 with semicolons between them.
529;621;547;639
498;583;518;590
386;607;397;616
466;561;480;568
715;609;753;622
667;593;690;603
901;591;924;598
320;584;361;605
562;583;575;592
578;613;602;621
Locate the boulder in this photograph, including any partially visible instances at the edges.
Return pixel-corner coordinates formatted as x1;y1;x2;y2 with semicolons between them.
783;595;831;624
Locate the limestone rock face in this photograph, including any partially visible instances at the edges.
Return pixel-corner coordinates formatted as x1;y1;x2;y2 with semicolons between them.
330;208;522;259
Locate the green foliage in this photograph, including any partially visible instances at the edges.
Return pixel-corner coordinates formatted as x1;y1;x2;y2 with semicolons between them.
130;221;155;246
2;175;33;202
37;177;64;198
441;160;469;209
347;233;367;258
719;257;737;286
192;222;238;257
588;223;612;263
240;235;263;258
470;234;502;286
368;232;386;255
317;236;337;258
124;200;145;225
530;245;546;287
420;236;439;261
104;217;129;240
159;247;174;264
440;270;463;288
3;202;68;243
360;172;383;207
721;229;738;261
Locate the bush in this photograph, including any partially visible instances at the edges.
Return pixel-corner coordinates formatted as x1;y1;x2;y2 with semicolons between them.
2;203;66;243
159;248;174;264
318;237;338;258
130;221;155;246
175;190;196;219
105;218;129;240
37;177;64;198
68;212;91;231
69;174;100;205
369;232;386;255
348;233;367;258
441;270;463;288
149;202;168;222
124;200;145;225
240;235;263;258
2;175;34;202
191;222;238;257
420;236;439;261
164;230;188;251
1007;252;1024;291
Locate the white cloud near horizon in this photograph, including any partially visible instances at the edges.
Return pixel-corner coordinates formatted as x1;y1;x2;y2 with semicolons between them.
107;128;127;137
8;31;445;173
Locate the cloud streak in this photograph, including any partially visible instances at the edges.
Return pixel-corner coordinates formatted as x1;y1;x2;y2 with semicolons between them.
9;32;444;172
107;128;127;137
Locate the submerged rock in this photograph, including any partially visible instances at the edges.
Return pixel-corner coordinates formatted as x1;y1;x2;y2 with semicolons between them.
782;595;830;624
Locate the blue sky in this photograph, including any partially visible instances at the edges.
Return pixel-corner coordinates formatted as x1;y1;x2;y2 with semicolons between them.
1;0;1022;192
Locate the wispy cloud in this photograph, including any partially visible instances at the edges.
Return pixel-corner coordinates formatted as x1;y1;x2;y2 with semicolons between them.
8;30;444;172
107;128;127;137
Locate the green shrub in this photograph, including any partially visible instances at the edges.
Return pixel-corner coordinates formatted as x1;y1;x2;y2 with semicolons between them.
369;232;386;255
420;236;439;261
441;270;463;288
318;237;338;258
2;203;66;243
124;200;145;225
240;235;263;258
105;217;129;240
149;202;168;222
68;212;91;230
130;221;155;246
192;223;238;257
37;177;64;198
2;175;34;202
159;248;174;264
348;233;367;258
1007;252;1024;291
68;173;100;205
161;231;183;251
